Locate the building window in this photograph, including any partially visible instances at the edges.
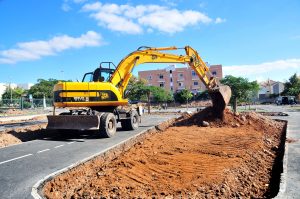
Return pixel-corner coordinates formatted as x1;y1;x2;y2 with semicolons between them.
193;81;198;86
178;73;183;78
192;71;196;76
178;82;183;87
148;75;152;80
170;77;173;82
212;71;217;75
171;86;173;91
160;83;164;88
169;70;172;74
159;74;164;79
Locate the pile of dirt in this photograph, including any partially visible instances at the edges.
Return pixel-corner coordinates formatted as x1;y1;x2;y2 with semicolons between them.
0;133;22;147
0;124;46;148
43;109;285;198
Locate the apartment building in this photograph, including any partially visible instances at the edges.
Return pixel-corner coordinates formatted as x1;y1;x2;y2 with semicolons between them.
138;64;223;94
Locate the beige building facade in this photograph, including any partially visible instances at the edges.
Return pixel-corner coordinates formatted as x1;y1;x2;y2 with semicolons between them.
138;64;223;94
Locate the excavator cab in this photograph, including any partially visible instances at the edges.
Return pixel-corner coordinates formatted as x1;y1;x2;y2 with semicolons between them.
82;62;116;82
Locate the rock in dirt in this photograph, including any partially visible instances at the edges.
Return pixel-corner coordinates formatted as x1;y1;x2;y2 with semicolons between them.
201;121;210;127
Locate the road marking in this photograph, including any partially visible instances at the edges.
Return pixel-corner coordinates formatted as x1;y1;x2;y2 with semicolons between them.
67;141;75;145
37;149;50;153
0;154;33;165
54;144;64;148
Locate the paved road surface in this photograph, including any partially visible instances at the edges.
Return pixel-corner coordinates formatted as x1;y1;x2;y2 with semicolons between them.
0;114;176;199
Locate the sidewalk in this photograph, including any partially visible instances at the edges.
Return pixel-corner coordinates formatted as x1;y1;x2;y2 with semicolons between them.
0;107;66;123
0;114;48;123
276;111;300;199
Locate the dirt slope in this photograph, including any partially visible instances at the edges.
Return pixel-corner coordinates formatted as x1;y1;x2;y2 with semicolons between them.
43;109;285;198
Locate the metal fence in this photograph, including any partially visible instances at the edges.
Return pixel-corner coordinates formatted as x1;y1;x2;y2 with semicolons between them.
0;98;53;109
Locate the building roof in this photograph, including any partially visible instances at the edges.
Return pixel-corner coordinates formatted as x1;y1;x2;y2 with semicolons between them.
259;79;283;87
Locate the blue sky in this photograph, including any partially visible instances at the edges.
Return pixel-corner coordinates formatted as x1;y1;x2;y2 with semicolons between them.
0;0;300;84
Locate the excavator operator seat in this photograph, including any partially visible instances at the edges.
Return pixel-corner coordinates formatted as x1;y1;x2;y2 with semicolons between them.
92;67;115;82
99;76;105;82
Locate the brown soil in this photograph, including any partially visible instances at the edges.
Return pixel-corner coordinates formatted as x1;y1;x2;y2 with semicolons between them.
43;109;285;199
0;124;46;148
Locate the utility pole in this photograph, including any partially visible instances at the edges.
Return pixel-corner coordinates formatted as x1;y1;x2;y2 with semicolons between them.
9;82;12;103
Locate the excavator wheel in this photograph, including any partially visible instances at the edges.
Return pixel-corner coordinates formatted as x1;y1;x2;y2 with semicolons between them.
121;110;139;131
99;113;117;138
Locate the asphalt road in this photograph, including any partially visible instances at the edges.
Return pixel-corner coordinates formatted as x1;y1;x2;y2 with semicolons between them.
0;114;177;199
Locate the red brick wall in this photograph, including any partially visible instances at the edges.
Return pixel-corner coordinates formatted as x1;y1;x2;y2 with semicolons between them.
138;64;223;93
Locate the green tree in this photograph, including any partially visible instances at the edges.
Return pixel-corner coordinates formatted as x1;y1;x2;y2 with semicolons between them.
2;87;26;99
221;75;259;113
174;89;193;103
282;73;300;96
150;86;173;103
125;76;173;113
28;79;60;98
125;76;148;101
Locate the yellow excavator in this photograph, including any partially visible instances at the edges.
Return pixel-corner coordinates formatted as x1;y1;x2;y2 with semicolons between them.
47;46;231;137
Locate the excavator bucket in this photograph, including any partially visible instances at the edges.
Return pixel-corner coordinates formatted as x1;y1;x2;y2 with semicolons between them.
47;115;100;130
209;85;232;119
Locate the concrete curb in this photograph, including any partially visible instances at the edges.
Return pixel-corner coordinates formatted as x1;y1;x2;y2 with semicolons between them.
274;120;289;199
31;117;178;199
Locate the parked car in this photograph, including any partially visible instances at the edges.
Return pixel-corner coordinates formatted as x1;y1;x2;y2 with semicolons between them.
275;96;297;105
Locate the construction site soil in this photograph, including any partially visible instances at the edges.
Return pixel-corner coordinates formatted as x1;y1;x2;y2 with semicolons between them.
43;108;286;198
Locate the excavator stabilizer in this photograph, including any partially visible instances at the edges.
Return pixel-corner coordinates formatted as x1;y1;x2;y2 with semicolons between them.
47;115;100;130
209;85;232;119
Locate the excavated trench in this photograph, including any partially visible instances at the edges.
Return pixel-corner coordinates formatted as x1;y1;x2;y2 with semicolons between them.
41;108;286;198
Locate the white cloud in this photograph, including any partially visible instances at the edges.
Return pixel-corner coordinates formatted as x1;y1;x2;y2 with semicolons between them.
139;10;212;34
0;31;103;64
91;12;143;34
215;17;226;24
82;2;217;34
223;59;300;82
61;3;72;12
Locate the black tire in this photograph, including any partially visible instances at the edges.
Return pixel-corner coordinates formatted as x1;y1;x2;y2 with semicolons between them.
99;113;117;138
121;110;139;130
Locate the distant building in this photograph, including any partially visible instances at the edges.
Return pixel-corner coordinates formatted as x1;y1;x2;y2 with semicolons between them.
138;64;223;94
17;83;34;90
258;79;284;100
0;83;34;99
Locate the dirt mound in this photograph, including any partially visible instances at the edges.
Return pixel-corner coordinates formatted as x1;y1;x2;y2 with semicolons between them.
0;124;46;148
0;133;21;147
43;110;285;198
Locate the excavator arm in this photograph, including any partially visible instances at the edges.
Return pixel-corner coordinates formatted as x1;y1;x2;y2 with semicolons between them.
111;46;219;96
109;46;231;117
